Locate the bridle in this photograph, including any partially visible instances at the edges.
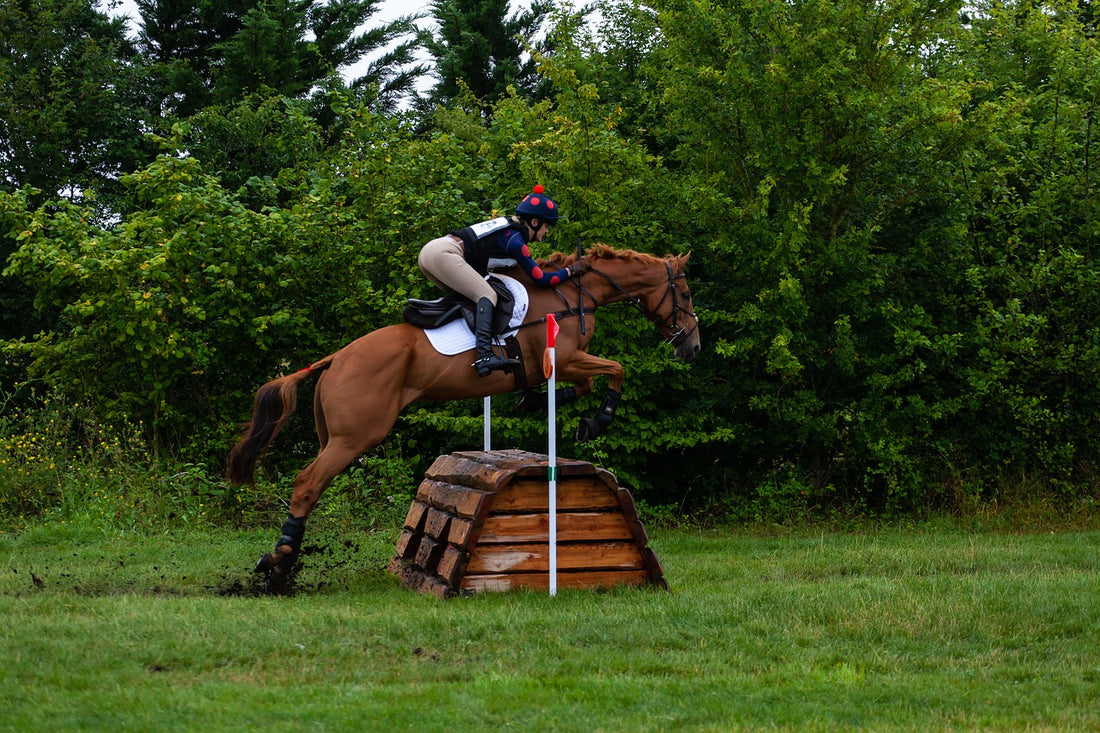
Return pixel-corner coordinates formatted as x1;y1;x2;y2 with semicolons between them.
583;260;699;348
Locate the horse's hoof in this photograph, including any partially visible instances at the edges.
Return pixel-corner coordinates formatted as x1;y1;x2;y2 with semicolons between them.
513;390;541;413
576;417;601;443
254;553;277;574
265;563;291;593
254;551;296;594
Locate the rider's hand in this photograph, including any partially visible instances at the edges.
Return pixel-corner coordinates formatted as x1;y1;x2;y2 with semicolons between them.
570;258;591;277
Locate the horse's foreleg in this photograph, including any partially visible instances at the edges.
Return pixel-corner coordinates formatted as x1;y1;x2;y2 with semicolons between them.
576;387;623;442
555;354;625;442
513;383;583;413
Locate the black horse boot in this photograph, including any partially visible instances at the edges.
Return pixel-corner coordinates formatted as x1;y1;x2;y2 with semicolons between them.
254;514;305;593
576;388;622;442
473;297;519;376
513;386;578;413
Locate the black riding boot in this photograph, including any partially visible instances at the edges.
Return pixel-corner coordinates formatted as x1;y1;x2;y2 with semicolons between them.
473;297;520;376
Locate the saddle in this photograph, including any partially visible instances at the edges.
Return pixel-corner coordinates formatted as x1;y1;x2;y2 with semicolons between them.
403;275;516;334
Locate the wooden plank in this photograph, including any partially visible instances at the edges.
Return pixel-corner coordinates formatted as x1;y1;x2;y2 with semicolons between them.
446;516;477;548
394;528;421;560
460;569;650;593
491;477;619;513
466;542;644;574
641;547;668;589
388;556;433;590
451;450;595;479
615;487;649;546
415;479;495;520
436;545;468;587
424;576;452;599
402;501;429;531
422;454;516;493
423;507;453;541
478;512;633;544
414;536;445;572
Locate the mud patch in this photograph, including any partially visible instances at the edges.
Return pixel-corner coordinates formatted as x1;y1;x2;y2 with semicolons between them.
5;530;380;599
218;533;370;597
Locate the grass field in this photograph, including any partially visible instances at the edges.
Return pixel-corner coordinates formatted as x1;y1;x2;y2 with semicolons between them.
1;520;1097;731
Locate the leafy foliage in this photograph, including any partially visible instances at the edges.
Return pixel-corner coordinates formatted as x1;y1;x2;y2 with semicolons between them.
135;0;423;116
645;0;1100;511
425;0;554;108
3;0;1100;521
0;0;150;206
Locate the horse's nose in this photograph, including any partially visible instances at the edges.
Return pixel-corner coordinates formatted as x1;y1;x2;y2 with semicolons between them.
678;339;700;360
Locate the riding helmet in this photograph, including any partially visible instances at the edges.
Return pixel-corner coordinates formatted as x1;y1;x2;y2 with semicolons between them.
515;185;560;224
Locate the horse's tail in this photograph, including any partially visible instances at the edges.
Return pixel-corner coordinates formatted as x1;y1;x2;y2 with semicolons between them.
227;355;336;486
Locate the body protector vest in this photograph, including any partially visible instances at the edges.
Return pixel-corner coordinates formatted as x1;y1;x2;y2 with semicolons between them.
450;217;524;275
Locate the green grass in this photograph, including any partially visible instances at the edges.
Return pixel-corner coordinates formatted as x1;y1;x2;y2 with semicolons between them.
1;520;1098;731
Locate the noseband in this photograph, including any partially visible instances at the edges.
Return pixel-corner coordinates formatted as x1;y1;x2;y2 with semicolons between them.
586;261;699;348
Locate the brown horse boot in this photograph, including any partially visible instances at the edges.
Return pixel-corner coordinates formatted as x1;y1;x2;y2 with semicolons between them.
473;297;519;376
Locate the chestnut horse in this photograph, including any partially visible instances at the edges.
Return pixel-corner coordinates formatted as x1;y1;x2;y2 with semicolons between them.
227;245;700;586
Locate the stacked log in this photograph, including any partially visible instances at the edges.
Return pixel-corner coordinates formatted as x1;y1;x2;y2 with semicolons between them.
388;449;666;598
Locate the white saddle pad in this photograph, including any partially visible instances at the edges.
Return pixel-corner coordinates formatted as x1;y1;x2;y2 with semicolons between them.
424;274;530;355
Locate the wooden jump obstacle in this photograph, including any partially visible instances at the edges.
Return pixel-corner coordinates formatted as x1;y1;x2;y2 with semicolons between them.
388;449;666;598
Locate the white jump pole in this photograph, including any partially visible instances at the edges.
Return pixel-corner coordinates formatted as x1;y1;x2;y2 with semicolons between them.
545;314;559;596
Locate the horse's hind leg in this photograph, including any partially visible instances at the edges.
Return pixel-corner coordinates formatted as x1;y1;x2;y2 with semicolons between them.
255;390;406;589
253;327;419;590
256;373;332;578
254;438;367;584
314;376;330;451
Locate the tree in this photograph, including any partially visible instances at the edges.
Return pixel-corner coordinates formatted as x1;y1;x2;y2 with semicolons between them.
585;0;667;154
2;123;385;457
942;0;1100;486
1076;0;1098;31
183;93;327;203
643;0;1100;512
653;0;982;507
0;0;148;205
0;0;154;360
135;0;424;117
425;0;552;108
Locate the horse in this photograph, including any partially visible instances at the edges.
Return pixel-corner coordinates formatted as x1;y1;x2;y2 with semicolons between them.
227;244;701;587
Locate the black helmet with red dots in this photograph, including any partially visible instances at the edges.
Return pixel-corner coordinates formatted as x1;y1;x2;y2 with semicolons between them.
515;185;560;224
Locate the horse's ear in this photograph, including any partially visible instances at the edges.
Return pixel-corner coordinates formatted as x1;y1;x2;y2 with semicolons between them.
671;252;690;271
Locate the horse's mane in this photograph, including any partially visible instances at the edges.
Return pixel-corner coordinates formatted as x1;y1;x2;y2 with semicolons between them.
538;244;687;273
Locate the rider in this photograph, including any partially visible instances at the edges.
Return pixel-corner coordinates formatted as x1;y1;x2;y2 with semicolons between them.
418;186;587;376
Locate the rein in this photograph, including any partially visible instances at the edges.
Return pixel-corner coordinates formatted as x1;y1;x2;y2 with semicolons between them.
516;258;698;348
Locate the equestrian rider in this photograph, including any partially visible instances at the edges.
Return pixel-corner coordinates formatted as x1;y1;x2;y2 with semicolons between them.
418;186;587;376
